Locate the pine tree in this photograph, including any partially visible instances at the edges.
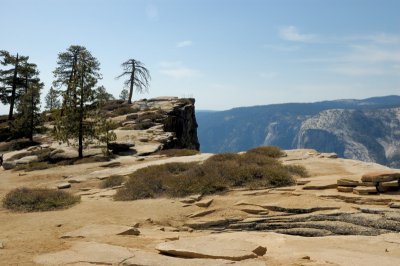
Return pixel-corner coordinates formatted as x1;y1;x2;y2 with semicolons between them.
95;114;117;157
11;67;43;141
116;59;151;104
45;87;60;111
119;88;129;101
53;45;102;158
0;51;29;120
94;85;114;105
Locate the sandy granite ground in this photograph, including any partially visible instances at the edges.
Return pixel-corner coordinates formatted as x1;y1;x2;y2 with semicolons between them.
1;149;400;265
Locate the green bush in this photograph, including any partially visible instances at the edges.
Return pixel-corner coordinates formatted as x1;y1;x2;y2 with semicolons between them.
100;175;125;188
115;147;301;201
3;187;80;212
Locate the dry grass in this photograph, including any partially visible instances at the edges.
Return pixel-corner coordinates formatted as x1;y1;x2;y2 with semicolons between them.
3;187;80;212
100;175;125;188
156;149;199;157
115;146;302;201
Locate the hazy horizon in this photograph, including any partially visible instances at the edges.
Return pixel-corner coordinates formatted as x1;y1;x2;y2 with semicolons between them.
1;0;400;114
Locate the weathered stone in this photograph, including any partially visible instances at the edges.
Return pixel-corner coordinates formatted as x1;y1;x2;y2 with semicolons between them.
2;160;16;170
189;194;203;201
195;198;213;208
57;183;71;189
0;242;4;249
240;208;269;215
34;242;136;265
389;202;400;209
180;198;195;204
360;181;378;187
337;186;354;193
353;186;378;195
337;178;360;187
61;224;139;238
185;218;231;229
15;155;39;165
188;209;216;218
303;182;337;190
361;171;400;183
380;180;400;187
156;235;267;261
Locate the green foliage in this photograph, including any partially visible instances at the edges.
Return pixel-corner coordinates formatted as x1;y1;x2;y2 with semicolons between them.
94;85;114;105
0;51;30;120
52;45;102;158
119;88;129;101
3;187;80;212
95;115;117;157
115;148;300;201
45;86;60;111
10;70;43;141
100;175;125;188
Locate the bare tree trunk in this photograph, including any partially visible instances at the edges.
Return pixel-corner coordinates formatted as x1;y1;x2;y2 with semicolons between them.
127;63;135;104
78;66;85;159
8;54;19;121
29;86;34;142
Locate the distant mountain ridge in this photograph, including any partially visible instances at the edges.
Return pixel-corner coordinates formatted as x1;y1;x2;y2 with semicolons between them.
197;95;400;167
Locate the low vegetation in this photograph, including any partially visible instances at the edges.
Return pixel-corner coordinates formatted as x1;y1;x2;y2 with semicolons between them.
3;187;80;212
100;175;125;188
156;149;199;157
115;146;306;201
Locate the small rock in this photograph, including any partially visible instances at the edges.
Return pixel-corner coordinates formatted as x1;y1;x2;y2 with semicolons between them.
302;255;311;260
2;160;16;170
380;180;400;188
337;178;360;187
353;186;377;195
132;223;140;228
145;218;154;223
337;186;353;193
195;199;213;208
57;183;71;189
240;208;269;215
188;209;216;218
0;242;4;249
189;194;203;201
180;198;195;204
388;202;400;209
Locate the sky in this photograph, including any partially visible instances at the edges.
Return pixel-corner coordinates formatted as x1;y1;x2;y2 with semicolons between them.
1;0;400;114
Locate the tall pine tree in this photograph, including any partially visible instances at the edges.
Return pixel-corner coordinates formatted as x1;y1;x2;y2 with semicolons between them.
0;51;29;120
45;87;60;111
53;45;102;158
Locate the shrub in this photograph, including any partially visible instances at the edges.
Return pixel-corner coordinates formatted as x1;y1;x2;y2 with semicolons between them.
100;175;125;188
3;187;80;212
156;149;199;157
115;147;298;201
246;146;285;158
284;164;309;177
14;161;54;172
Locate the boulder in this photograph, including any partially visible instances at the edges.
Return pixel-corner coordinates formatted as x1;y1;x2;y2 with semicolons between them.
380;180;400;188
2;160;16;170
156;235;267;261
15;155;39;165
57;183;71;189
108;142;134;154
361;171;400;183
389;202;400;209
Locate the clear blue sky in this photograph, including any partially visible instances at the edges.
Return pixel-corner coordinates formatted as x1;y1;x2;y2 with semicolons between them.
1;0;400;114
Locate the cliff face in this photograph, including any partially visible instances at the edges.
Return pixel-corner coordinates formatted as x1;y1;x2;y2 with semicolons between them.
162;99;200;150
112;97;200;154
197;96;400;167
295;108;400;167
